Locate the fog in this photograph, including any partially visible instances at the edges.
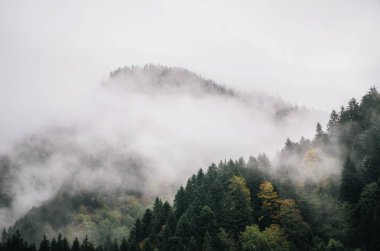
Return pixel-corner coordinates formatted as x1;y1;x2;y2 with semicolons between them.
1;1;380;136
0;0;379;232
0;65;327;228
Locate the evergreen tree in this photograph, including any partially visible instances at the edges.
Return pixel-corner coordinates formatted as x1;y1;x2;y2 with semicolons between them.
71;238;80;251
357;183;380;250
151;197;164;244
257;154;271;169
141;208;153;239
6;230;28;251
128;219;143;244
174;186;188;219
61;237;70;251
340;158;363;204
102;235;112;251
175;213;191;247
227;177;253;237
50;237;57;251
1;228;6;243
80;235;95;251
111;239;119;251
327;110;339;134
39;235;50;251
119;238;127;251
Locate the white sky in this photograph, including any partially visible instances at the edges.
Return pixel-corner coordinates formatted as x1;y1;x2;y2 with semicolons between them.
1;0;380;144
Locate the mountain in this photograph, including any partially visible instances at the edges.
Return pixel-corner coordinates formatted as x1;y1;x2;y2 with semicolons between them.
0;65;326;245
1;68;379;250
105;64;301;120
107;64;235;97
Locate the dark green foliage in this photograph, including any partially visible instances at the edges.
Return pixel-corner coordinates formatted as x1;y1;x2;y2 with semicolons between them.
0;232;103;251
0;230;33;251
357;183;380;251
71;238;80;251
140;209;152;240
125;88;380;250
80;236;95;251
119;238;127;251
340;157;363;204
125;158;322;250
173;186;187;219
331;87;380;250
39;235;49;251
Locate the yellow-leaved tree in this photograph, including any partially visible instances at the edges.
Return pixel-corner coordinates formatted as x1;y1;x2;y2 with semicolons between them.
257;181;280;227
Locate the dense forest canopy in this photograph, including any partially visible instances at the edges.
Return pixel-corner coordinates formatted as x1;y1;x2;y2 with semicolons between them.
1;88;380;250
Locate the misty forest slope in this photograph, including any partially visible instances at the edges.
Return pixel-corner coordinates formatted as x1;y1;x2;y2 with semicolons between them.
106;65;311;120
123;87;379;251
3;66;380;250
2;87;380;251
0;65;325;245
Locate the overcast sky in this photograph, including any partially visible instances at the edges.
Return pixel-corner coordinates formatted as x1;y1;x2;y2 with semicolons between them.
1;0;380;144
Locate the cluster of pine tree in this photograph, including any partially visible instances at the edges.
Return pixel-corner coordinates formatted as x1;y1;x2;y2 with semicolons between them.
124;87;380;251
125;158;326;251
0;231;136;251
0;231;96;251
330;87;380;250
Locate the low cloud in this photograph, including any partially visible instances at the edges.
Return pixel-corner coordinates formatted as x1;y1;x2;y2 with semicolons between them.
0;65;328;229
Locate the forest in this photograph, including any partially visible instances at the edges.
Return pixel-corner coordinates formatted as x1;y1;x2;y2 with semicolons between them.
1;87;380;251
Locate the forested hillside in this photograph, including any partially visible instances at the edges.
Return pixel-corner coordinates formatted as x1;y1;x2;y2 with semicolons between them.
0;65;324;245
124;87;380;251
1;88;379;250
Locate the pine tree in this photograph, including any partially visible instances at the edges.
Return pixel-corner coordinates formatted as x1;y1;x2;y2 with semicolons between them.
174;186;188;219
199;206;217;238
223;176;254;238
6;230;28;251
175;213;191;247
39;234;50;251
247;156;259;169
141;209;153;240
61;237;70;251
111;238;119;251
151;197;164;243
327;110;339;134
129;219;143;244
81;235;95;251
340;158;363;204
1;228;6;243
71;237;80;251
50;237;57;251
257;154;271;169
119;238;127;251
357;182;380;250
